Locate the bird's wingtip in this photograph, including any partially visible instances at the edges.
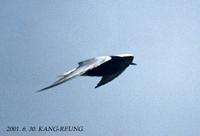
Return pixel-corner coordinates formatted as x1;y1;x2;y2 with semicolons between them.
36;85;54;93
35;88;46;93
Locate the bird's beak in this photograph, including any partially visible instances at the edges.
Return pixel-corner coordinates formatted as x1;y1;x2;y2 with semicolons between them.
130;62;137;65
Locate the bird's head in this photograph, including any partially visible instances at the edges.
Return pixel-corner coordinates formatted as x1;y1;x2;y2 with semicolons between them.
114;54;137;66
130;62;137;65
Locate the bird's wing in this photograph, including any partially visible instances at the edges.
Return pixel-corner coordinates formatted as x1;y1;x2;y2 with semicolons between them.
62;56;111;77
78;56;111;67
37;56;111;92
95;70;124;88
36;68;77;92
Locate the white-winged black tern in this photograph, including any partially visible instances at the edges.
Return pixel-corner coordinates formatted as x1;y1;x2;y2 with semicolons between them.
37;54;136;92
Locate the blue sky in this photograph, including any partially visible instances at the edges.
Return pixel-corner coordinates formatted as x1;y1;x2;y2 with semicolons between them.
1;0;200;136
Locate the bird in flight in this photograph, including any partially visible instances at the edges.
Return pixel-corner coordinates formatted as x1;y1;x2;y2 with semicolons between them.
37;54;136;92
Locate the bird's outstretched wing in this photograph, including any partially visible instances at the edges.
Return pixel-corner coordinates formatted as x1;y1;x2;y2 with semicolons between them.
37;56;111;92
95;70;124;88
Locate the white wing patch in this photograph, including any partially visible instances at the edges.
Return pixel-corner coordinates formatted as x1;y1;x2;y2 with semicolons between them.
116;54;133;57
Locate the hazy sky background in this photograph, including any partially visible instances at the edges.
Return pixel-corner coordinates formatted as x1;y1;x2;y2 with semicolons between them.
1;0;200;136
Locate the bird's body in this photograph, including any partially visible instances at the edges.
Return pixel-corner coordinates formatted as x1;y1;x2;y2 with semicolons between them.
37;54;136;92
84;56;132;76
